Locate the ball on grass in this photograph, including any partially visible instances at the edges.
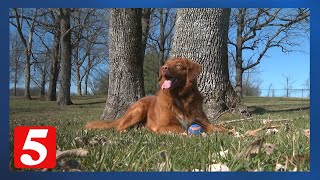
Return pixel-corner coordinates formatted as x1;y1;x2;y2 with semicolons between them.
188;123;203;135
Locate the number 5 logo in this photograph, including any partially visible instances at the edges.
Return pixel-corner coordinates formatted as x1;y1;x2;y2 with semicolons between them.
14;126;56;168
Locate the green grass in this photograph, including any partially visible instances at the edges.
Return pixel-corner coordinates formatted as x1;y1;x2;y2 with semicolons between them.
9;96;310;172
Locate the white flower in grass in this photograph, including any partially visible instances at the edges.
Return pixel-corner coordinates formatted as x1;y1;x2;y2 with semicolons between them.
234;131;244;138
207;163;230;172
265;128;279;135
219;150;229;159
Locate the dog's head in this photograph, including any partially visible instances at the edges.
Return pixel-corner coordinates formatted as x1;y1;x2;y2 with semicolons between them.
158;58;201;92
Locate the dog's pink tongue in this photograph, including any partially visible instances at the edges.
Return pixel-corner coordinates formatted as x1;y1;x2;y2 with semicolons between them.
161;80;172;89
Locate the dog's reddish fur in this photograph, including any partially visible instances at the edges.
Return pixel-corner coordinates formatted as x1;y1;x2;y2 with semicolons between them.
85;58;229;133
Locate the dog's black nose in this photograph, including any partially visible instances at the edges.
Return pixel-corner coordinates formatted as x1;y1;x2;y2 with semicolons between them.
162;66;169;70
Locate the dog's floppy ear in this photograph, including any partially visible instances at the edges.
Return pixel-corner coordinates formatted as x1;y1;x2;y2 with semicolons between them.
187;61;201;82
158;66;165;85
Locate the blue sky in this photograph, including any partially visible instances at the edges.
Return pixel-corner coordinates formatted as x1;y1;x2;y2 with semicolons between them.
252;37;310;96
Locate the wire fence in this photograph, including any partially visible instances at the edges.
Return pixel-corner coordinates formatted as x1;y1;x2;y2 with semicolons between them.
258;89;310;98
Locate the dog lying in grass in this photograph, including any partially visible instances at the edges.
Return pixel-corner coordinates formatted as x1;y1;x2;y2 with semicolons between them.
85;58;230;134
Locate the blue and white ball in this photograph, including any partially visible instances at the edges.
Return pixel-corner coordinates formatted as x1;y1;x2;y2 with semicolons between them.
188;123;203;135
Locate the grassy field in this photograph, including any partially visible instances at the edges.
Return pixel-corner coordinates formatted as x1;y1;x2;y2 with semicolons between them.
9;96;310;172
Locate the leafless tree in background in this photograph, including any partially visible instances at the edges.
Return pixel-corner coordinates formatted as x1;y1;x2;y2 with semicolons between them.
141;8;153;57
282;74;295;97
10;8;39;100
47;10;61;101
9;32;24;96
9;8;109;101
267;83;273;97
228;8;310;98
148;8;176;68
304;78;310;97
29;52;50;97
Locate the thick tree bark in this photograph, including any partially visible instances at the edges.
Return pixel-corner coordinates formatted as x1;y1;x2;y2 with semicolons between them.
57;8;73;105
101;8;145;120
48;17;61;101
171;8;248;120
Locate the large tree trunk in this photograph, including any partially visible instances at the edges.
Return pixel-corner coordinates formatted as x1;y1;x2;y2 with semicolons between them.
57;8;73;105
48;17;61;101
101;8;145;120
171;8;248;120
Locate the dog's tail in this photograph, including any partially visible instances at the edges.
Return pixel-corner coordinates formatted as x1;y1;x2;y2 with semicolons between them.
84;120;119;130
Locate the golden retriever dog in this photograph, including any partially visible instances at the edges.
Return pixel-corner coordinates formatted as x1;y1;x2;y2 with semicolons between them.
85;58;229;133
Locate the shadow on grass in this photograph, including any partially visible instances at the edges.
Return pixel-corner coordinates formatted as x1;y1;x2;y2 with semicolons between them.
73;100;106;106
250;106;310;115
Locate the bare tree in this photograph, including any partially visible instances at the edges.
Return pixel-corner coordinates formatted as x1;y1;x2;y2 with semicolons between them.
57;8;73;105
242;67;262;96
101;8;145;120
282;74;295;97
148;8;176;68
141;8;153;56
29;8;62;101
72;9;95;96
171;8;248;120
70;9;109;96
30;54;50;97
10;8;39;100
304;77;310;98
83;45;108;96
47;11;61;101
228;8;310;98
267;83;273;97
9;32;24;96
89;71;109;96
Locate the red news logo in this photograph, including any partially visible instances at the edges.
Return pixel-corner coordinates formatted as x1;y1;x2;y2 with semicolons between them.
14;126;56;169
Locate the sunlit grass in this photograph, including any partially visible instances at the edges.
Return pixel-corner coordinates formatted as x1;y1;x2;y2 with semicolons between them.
9;96;309;172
